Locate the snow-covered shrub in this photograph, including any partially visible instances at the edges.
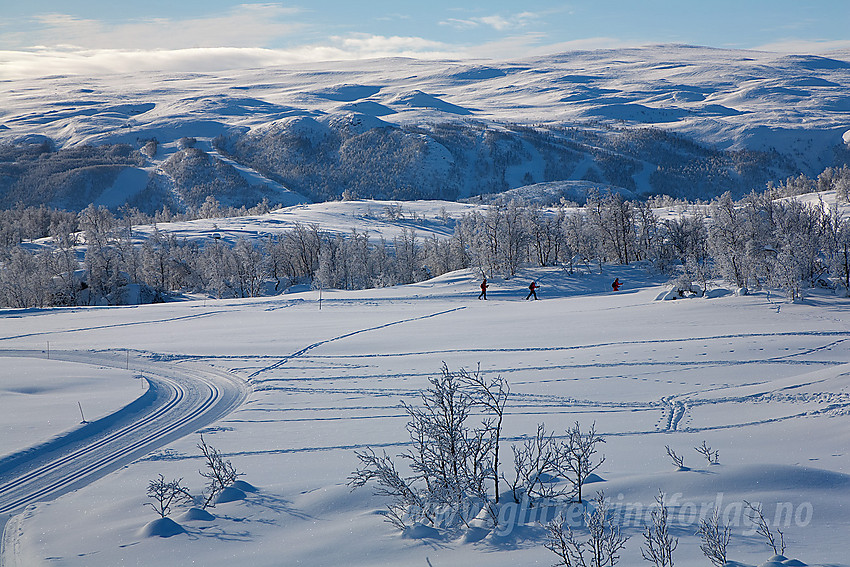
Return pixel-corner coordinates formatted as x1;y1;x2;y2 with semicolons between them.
545;491;628;567
197;434;243;509
145;474;192;518
696;509;731;567
641;491;678;567
350;364;508;531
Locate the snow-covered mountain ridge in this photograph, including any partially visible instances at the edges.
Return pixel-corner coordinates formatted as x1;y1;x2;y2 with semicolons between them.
1;45;849;210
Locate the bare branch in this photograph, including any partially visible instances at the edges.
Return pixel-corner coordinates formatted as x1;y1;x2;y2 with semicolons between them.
696;509;731;567
744;500;786;555
665;445;685;470
694;441;720;465
145;474;192;518
641;490;678;567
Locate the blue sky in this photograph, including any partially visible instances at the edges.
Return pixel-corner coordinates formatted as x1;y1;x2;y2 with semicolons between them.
1;1;849;75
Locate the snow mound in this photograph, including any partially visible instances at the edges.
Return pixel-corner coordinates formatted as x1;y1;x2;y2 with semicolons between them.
583;103;690;123
139;517;185;538
401;522;441;539
336;101;396;117
585;473;605;484
461;526;490;543
102;103;155;116
214;486;247;504
387;90;472;115
231;480;258;493
177;507;215;522
313;84;382;102
706;288;732;298
448;66;508;81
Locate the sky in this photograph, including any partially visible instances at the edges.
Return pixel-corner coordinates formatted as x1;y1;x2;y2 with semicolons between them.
1;1;850;76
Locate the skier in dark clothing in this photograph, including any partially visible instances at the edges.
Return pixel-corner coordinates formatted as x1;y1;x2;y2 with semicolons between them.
526;281;539;300
478;278;488;300
612;278;621;291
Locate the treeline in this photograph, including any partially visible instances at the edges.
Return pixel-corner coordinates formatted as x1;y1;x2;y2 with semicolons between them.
0;196;277;249
0;140;146;210
1;186;850;308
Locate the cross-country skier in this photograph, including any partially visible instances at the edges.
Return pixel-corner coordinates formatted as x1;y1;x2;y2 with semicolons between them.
526;281;539;300
612;277;621;291
479;278;488;300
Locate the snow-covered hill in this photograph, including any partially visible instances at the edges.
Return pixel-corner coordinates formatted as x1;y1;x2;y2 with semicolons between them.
1;45;849;210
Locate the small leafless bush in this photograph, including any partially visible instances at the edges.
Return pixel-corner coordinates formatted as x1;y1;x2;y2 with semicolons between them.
641;490;678;567
145;474;192;518
545;491;628;567
695;441;720;465
665;445;685;470
696;509;731;566
744;500;786;555
198;434;242;508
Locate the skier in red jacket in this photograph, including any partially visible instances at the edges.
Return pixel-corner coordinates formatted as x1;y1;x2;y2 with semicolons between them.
612;278;621;291
478;278;488;300
526;281;539;300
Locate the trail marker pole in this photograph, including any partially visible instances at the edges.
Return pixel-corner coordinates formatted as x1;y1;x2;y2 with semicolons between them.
78;401;87;424
47;341;50;360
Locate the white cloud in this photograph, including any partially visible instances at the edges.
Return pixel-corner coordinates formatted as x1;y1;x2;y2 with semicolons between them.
478;16;513;31
336;34;450;54
439;18;479;31
18;4;303;51
0;32;661;80
440;11;541;32
0;34;463;79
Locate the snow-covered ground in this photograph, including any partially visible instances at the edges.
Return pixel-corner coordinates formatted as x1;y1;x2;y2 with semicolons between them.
0;357;140;457
2;258;850;566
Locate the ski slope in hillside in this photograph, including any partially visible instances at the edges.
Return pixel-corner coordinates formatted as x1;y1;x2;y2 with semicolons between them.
1;261;850;566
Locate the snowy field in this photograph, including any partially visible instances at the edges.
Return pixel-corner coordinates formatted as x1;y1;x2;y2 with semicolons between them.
2;261;850;566
0;358;140;457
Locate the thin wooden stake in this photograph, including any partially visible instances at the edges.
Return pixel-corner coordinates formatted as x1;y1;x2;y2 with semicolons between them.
78;401;87;424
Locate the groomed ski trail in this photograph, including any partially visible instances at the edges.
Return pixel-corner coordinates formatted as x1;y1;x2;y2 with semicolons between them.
0;349;250;567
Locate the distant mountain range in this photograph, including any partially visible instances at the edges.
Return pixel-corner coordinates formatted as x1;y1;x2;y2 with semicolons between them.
1;45;848;212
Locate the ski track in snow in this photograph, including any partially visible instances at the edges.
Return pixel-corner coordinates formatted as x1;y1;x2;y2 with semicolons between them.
246;306;466;379
125;325;850;464
152;328;848;365
0;348;250;562
0;310;225;342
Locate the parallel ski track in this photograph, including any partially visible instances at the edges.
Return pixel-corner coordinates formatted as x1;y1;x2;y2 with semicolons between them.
0;349;249;516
